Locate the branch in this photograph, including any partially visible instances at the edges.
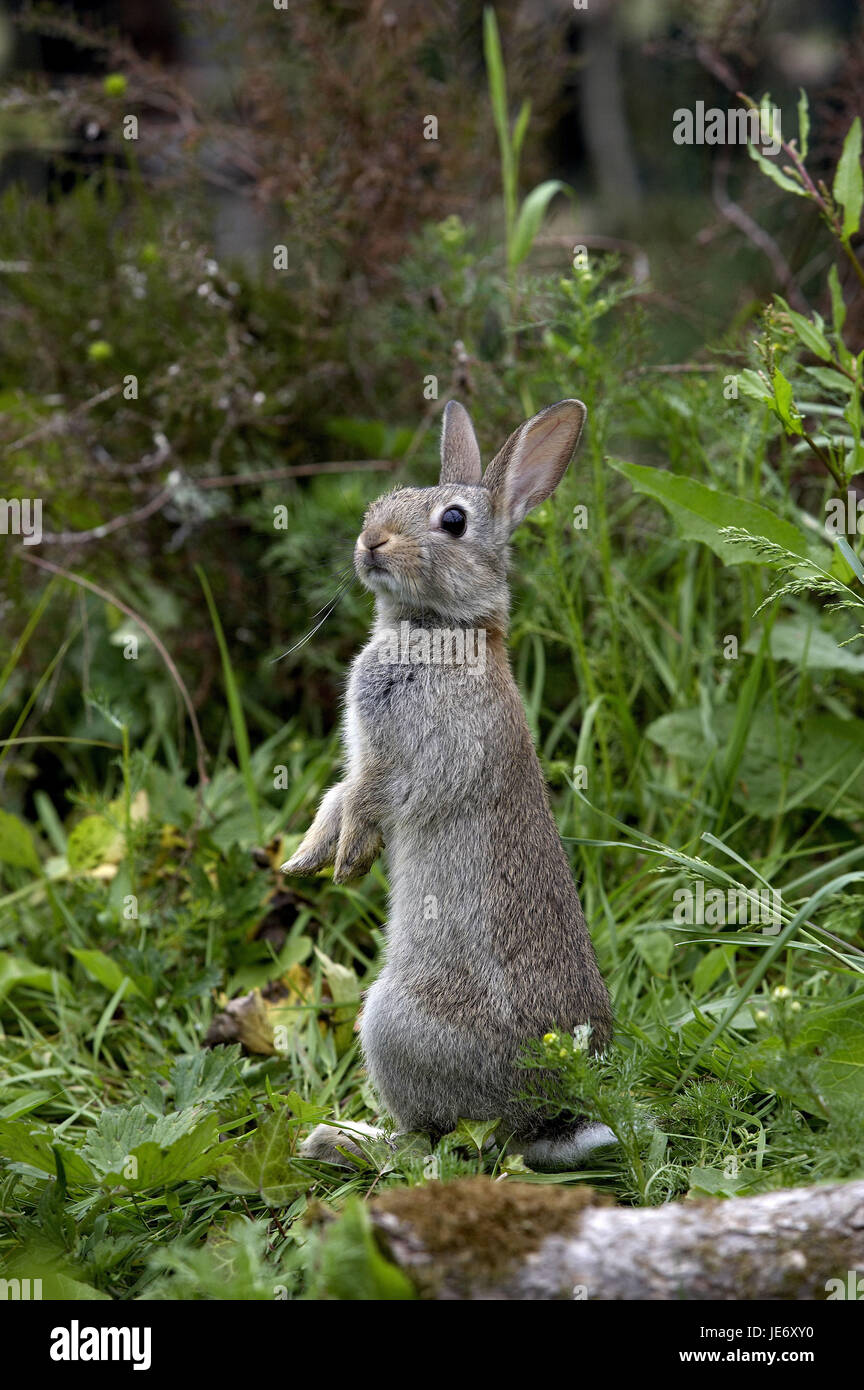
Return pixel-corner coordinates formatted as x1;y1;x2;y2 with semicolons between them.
712;154;810;313
370;1175;864;1300
196;459;398;488
39;472;180;545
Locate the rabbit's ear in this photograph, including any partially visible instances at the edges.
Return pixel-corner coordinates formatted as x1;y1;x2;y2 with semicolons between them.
440;400;482;485
484;400;586;529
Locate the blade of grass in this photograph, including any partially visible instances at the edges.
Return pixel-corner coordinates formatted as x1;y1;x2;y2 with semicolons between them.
197;565;262;841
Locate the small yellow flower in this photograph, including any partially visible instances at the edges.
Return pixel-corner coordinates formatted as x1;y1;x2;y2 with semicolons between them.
542;1032;558;1045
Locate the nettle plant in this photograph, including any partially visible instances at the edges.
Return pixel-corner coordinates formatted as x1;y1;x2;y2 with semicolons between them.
613;92;864;646
734;94;864;638
739;94;863;496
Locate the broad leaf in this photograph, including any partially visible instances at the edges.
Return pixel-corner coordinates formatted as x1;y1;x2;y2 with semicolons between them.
747;992;864;1113
318;1198;416;1301
646;704;864;820
510;179;569;267
99;1117;224;1190
0;953;66;1004
742;619;864;672
216;1109;308;1206
833;117;863;240
70;948;144;998
0;1120;94;1185
0;809;40;872
609;460;813;566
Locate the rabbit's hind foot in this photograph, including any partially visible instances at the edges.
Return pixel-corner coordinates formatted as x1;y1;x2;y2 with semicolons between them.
300;1120;389;1167
518;1121;617;1172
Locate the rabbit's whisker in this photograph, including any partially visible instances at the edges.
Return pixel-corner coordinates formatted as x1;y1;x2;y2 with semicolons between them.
271;573;356;662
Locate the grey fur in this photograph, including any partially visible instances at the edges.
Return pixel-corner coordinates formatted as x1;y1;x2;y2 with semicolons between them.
285;401;612;1168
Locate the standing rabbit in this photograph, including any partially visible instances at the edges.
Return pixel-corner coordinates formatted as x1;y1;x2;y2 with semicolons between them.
283;400;613;1169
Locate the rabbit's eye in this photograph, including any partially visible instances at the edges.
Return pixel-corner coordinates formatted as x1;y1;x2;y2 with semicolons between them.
440;507;467;537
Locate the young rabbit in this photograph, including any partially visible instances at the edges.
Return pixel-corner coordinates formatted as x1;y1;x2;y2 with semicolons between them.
283;400;613;1169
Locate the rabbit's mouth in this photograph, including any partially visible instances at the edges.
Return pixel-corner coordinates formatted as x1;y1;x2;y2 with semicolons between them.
356;550;399;592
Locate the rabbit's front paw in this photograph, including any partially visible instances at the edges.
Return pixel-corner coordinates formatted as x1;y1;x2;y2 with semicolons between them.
333;822;383;883
281;833;337;876
280;782;345;876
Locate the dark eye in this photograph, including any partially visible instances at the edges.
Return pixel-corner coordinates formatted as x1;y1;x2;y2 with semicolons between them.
440;506;467;537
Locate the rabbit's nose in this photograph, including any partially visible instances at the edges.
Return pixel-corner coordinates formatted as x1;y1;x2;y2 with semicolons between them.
359;525;393;552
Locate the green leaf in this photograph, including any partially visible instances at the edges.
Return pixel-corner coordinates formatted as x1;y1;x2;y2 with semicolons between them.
835;535;864;583
803;365;853;394
797;88;809;160
216;1108;309;1206
197;567;261;842
147;1215;291;1301
66;815;122;872
452;1116;501;1153
69;948;144;998
609;460;813;567
483;6;515;230
0;809;40;872
828;264;847;334
771;368;803;434
483;7;508;151
833;117;863;240
318;1198;416;1300
314;946;361;1054
692;947;731;998
510;179;569;267
747;992;864;1113
100;1117;224;1190
746;144;806;196
511;98;531;165
168;1045;244;1109
687;1165;747;1198
0;953;65;1004
647;704;864;820
0;1120;94;1185
80;1103;210;1178
782;306;832;362
742;619;864;672
284;1090;331;1125
633;931;674;978
737;369;773;403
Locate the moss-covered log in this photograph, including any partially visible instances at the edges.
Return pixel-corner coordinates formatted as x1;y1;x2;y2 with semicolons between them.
370;1177;864;1300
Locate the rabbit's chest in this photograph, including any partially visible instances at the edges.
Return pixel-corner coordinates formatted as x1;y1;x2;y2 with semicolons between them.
348;635;489;789
351;643;448;740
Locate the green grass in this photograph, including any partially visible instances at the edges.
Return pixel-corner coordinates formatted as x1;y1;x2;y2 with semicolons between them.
2;387;864;1295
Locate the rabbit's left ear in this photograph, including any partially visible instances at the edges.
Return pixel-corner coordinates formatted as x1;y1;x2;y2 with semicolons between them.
440;400;482;485
484;400;586;529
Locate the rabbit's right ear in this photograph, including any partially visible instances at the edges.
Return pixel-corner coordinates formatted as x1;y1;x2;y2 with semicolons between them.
440;400;482;485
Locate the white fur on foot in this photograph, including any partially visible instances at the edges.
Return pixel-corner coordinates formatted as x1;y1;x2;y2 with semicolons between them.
520;1122;617;1171
300;1120;386;1166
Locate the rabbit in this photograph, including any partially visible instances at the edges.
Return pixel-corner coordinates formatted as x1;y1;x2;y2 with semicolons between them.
283;399;614;1170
